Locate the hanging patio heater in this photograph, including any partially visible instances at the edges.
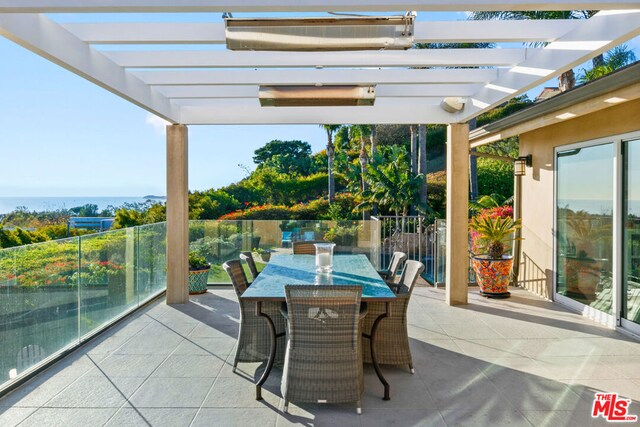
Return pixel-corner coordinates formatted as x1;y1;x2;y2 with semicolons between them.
225;14;416;51
259;85;376;107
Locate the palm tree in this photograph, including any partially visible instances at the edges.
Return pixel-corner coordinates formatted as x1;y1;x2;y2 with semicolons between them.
413;42;495;209
353;125;372;220
578;45;636;84
409;125;418;176
468;10;599;92
320;125;341;203
369;125;378;216
359;146;426;221
418;124;428;210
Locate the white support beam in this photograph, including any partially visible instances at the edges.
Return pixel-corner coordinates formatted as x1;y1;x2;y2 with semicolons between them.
0;13;178;123
63;20;579;45
2;1;639;13
104;48;531;69
172;97;443;107
63;22;228;44
179;102;457;125
413;20;581;43
462;10;640;121
156;83;483;99
133;68;499;86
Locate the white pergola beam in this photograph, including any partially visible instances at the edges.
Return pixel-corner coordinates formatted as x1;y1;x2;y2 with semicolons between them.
133;69;499;86
156;83;483;99
104;49;532;68
2;1;639;12
179;102;457;125
0;13;178;123
172;97;444;107
463;10;640;121
63;20;580;45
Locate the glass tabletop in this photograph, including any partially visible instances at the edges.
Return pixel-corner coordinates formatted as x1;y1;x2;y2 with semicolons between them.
241;254;396;301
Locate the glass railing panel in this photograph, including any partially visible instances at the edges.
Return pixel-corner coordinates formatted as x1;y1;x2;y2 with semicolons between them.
0;222;168;395
79;229;137;337
190;220;383;284
0;246;17;288
189;220;244;284
0;238;80;385
137;222;167;303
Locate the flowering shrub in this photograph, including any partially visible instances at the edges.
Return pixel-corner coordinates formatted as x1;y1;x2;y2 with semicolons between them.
217;193;358;221
218;204;292;220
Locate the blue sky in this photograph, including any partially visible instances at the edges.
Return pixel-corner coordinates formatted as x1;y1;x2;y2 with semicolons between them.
0;12;638;197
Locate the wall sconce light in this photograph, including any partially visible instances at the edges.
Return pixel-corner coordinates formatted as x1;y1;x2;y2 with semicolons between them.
514;154;532;176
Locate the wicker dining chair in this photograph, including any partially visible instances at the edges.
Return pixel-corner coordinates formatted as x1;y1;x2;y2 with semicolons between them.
222;260;286;370
363;260;425;373
281;285;367;415
292;241;322;255
239;251;259;282
377;251;407;284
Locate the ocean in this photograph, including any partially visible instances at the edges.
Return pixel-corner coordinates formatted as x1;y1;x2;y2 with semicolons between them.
558;199;640;216
0;196;165;215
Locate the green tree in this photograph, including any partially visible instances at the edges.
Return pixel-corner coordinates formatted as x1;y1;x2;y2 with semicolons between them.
359;146;427;218
69;204;99;217
189;190;240;219
477;158;514;201
578;45;637;84
113;209;145;229
252;139;313;175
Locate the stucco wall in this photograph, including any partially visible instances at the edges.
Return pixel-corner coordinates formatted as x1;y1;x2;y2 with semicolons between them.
518;97;640;299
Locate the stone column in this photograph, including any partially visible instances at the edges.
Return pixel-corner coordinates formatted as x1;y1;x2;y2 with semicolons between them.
446;123;470;306
166;124;189;304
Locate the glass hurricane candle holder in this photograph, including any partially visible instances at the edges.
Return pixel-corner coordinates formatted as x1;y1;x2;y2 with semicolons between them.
314;242;336;273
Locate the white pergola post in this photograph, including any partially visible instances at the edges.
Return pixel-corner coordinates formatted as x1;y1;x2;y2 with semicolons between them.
446;123;470;306
166;124;189;304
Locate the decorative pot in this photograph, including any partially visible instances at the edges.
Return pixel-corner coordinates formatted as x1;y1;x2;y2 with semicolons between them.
188;267;210;295
259;252;271;262
471;255;513;298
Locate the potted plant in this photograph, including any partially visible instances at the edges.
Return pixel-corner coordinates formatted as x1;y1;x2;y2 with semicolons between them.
253;247;272;262
469;215;522;298
188;251;210;295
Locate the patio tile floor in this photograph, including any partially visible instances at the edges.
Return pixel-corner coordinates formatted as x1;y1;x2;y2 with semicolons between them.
1;284;639;426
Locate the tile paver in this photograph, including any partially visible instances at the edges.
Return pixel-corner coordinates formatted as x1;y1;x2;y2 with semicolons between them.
0;285;638;426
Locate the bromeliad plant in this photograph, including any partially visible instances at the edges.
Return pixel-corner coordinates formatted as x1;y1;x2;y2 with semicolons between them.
469;215;522;259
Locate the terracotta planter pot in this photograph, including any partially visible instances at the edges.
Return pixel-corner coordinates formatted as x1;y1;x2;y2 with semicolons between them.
188;267;210;295
471;255;513;299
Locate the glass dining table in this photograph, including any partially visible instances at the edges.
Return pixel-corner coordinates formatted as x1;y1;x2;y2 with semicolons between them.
241;253;397;401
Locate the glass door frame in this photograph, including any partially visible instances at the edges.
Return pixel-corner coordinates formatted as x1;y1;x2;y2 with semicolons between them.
553;136;621;329
620;135;640;336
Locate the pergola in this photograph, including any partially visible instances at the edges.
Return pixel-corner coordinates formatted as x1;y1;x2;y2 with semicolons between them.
1;1;639;306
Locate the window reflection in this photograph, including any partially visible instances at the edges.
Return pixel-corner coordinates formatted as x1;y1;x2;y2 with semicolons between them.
556;143;613;312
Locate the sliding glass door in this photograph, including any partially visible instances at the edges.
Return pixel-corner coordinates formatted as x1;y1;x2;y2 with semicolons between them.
555;133;640;332
556;143;614;316
623;138;640;329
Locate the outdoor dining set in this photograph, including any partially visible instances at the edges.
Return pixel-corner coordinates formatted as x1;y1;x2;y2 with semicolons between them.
223;243;424;415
